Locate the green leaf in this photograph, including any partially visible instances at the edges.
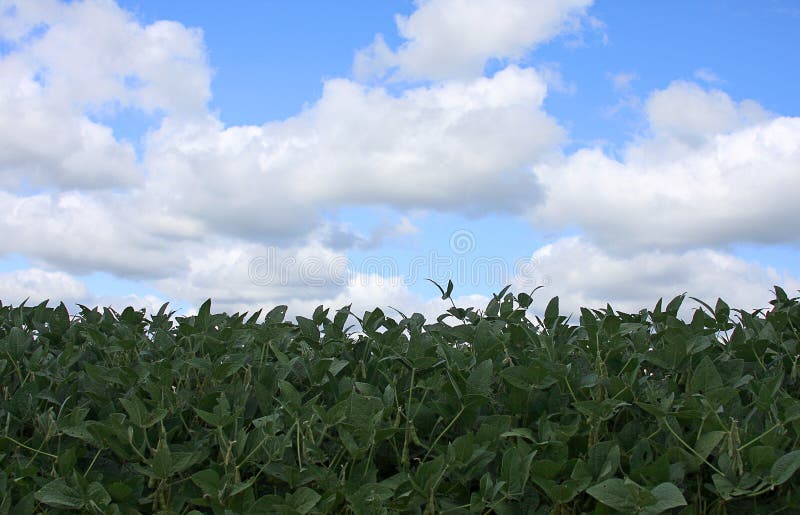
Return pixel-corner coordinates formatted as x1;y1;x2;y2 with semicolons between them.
296;316;320;342
544;296;559;327
34;479;84;509
333;305;351;333
312;305;329;325
150;438;172;479
346;394;384;429
501;447;537;496
105;482;133;502
642;483;687;515
769;450;800;486
85;482;111;507
586;478;653;512
500;428;536;442
278;380;303;412
694;431;725;462
466;359;493;397
714;298;730;324
264;305;287;324
197;298;212;329
665;293;686;316
289;487;321;514
689;356;723;394
6;327;32;357
119;396;147;427
413;456;446;493
195;408;224;427
191;469;222;496
587;442;620;481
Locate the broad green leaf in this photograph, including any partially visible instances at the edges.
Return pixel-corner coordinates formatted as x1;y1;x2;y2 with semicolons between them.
587;442;620;481
6;327;32;357
191;469;222;496
312;305;329;325
264;305;288;324
413;456;446;493
346;394;384;429
85;482;111;507
501;447;536;496
586;478;653;512
34;479;83;509
544;296;559;327
296;316;320;341
278;380;303;412
105;482;133;502
694;431;725;462
119;396;147;427
689;356;723;394
466;359;493;396
642;483;687;515
150;438;172;479
665;293;686;316
770;450;800;486
197;298;212;328
289;487;321;514
500;428;536;442
714;298;730;324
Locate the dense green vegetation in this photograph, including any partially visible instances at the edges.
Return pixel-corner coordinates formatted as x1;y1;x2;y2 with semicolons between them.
1;285;800;514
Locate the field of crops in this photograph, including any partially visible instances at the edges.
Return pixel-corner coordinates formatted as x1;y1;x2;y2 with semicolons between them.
1;285;800;514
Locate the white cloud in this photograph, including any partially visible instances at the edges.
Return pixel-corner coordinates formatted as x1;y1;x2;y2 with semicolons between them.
277;274;493;326
2;2;567;285
0;190;189;277
0;0;210;191
145;66;563;238
0;55;140;190
693;68;722;85
152;241;349;311
607;71;637;92
1;1;796;323
538;63;577;95
354;0;593;81
67;292;172;316
515;236;799;316
645;80;770;145
2;0;210;115
532;82;800;251
0;268;87;305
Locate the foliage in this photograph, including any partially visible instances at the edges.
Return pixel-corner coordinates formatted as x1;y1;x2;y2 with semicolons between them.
1;284;800;514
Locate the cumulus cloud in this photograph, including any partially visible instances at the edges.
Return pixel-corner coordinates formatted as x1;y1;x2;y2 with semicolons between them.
645;80;770;146
0;55;140;190
1;1;569;289
2;0;796;323
531;82;800;251
0;0;210;191
145;66;563;238
0;268;88;305
354;0;593;81
515;236;800;316
151;240;349;312
0;190;206;278
1;0;210;115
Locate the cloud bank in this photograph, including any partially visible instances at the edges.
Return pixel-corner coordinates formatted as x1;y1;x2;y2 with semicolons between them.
0;0;797;320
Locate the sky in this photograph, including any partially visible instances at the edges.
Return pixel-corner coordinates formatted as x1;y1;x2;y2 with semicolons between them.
0;0;799;320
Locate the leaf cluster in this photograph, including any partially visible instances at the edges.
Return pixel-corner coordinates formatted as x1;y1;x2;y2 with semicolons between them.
1;286;800;514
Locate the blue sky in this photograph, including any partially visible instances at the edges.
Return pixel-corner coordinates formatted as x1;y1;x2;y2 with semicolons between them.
0;0;798;318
